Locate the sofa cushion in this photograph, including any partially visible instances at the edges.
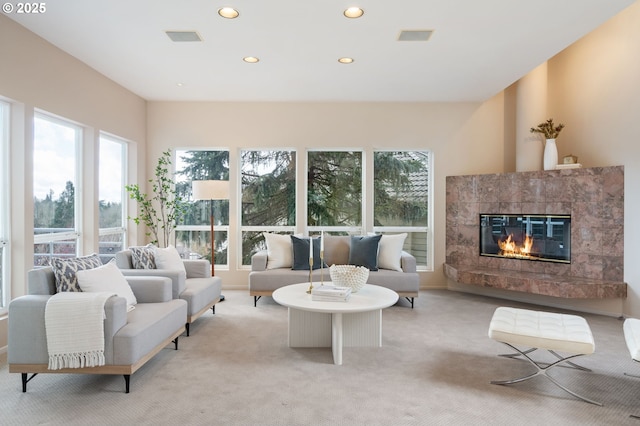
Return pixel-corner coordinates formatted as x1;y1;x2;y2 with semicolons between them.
77;261;138;311
263;232;294;269
291;236;325;270
323;236;350;266
50;253;103;293
349;235;382;271
129;244;156;269
154;245;187;274
376;233;407;272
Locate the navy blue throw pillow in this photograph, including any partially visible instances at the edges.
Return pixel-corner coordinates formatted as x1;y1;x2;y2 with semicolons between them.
348;234;382;271
291;236;326;270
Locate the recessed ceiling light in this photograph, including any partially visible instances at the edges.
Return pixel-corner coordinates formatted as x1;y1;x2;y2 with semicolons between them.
218;7;239;19
344;7;364;18
177;83;184;87
338;57;354;64
243;56;259;63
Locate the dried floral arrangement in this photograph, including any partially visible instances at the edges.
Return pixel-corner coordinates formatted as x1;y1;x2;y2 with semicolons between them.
530;118;565;139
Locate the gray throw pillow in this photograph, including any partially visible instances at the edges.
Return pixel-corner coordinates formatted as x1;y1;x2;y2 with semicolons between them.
348;234;382;271
130;244;156;269
50;253;103;293
291;236;326;270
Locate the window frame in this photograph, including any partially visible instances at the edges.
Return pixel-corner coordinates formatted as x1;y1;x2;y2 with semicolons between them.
306;148;365;237
239;148;298;267
0;100;10;311
98;133;128;262
32;111;83;265
174;148;230;266
372;149;433;271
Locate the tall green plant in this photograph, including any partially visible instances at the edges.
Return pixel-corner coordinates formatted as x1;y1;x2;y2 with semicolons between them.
125;149;186;247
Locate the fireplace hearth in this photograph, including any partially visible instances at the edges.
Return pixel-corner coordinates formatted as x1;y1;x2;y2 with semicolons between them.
480;214;570;264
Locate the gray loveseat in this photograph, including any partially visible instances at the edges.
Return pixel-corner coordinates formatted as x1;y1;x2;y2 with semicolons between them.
249;235;419;307
115;250;222;336
8;267;187;393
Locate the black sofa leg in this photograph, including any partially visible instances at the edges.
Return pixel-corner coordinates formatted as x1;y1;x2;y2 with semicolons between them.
123;375;130;393
211;305;215;314
173;336;179;350
21;373;37;392
185;322;190;337
405;297;414;309
254;295;261;307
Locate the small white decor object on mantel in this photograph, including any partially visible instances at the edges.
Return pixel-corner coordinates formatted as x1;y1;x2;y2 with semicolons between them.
329;264;369;293
543;139;558;171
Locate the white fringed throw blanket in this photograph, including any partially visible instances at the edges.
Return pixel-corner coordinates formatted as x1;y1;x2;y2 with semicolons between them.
45;292;115;370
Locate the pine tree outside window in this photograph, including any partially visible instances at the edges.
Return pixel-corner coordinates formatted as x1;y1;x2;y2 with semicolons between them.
307;150;363;236
241;150;296;265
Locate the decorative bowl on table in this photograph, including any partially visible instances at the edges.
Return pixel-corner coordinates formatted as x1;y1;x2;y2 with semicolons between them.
329;264;369;293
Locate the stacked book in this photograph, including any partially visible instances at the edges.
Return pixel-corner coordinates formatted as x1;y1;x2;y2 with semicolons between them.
311;285;352;302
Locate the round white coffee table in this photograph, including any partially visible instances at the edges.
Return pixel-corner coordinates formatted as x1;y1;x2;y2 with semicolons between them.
273;283;398;365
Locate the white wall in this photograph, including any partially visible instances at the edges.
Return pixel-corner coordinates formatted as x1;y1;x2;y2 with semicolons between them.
146;97;508;289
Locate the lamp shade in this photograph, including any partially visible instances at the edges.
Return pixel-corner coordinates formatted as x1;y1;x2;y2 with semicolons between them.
192;180;230;201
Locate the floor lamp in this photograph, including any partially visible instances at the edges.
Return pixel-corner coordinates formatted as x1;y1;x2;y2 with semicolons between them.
192;180;230;300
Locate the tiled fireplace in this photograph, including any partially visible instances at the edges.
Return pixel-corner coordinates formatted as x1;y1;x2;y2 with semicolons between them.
444;166;626;299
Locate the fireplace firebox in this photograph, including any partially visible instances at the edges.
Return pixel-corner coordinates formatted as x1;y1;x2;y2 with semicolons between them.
480;214;571;263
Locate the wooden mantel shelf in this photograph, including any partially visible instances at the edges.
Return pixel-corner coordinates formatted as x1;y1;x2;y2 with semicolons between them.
444;263;627;299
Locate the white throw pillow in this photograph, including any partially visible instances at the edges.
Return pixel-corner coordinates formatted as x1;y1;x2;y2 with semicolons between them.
372;233;407;272
154;245;187;274
263;232;295;269
76;261;137;311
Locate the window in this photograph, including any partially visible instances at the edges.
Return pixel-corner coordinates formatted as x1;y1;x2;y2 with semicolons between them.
33;113;81;266
241;150;296;265
175;149;229;265
307;150;362;234
99;134;127;262
373;151;431;268
0;100;9;310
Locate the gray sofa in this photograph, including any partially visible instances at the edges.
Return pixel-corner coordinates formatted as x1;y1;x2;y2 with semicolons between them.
8;267;187;393
115;250;222;336
249;235;419;307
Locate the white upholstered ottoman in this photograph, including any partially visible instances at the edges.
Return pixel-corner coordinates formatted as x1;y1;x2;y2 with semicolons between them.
488;306;599;405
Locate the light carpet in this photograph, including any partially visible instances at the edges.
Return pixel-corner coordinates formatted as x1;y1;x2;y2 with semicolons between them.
1;289;640;425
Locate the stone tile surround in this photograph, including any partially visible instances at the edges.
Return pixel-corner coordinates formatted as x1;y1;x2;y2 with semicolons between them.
444;166;626;299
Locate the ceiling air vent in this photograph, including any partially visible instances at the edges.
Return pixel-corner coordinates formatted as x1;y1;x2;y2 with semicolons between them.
397;30;433;42
166;31;202;42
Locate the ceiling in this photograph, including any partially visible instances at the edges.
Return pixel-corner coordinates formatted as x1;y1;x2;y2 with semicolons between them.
7;0;636;102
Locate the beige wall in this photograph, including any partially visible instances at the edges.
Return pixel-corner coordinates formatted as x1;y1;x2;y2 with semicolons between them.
546;0;640;317
0;15;147;353
146;96;508;289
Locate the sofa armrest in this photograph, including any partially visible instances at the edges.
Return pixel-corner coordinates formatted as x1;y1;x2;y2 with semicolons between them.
126;276;173;303
183;259;211;278
8;294;127;366
251;250;268;272
400;251;417;273
119;269;186;299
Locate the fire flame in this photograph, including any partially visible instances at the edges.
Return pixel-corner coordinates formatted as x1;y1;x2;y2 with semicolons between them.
497;234;534;258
